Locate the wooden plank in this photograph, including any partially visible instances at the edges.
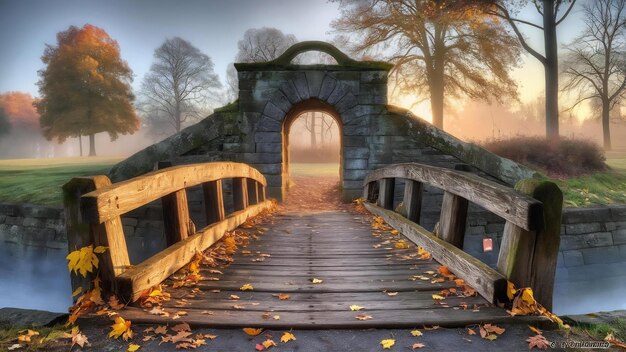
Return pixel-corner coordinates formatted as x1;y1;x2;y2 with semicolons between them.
232;177;249;211
438;191;469;248
115;200;274;301
364;163;543;231
365;203;508;304
247;179;259;205
162;189;191;246
497;179;563;310
81;162;266;224
378;178;395;209
62;175;114;298
403;179;423;223
202;180;225;224
258;184;266;201
108;306;550;329
91;216;130;292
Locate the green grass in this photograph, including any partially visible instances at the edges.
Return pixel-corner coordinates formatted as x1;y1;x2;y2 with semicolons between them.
548;151;626;207
0;157;122;206
570;318;626;344
289;163;340;177
0;324;69;351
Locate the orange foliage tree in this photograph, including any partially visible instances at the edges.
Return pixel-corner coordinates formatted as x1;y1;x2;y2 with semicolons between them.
0;92;40;130
35;24;139;156
332;0;521;130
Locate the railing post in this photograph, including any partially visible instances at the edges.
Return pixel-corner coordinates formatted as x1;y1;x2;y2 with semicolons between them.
378;178;395;210
438;191;469;248
497;179;562;310
162;189;191;246
202;180;225;224
63;176;114;298
258;183;266;202
403;179;423;223
363;181;378;203
247;178;259;205
233;177;249;211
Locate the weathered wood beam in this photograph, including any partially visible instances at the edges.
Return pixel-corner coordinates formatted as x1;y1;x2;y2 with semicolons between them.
202;180;225;224
378;178;395;210
116;200;274;301
364;203;508;304
162;189;191;246
233;177;249;211
403;179;423;224
364;163;543;231
81;162;266;224
497;179;562;310
438;191;469;248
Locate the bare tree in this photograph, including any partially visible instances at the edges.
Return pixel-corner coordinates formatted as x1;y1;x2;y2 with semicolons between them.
236;27;297;63
561;0;626;150
140;37;222;134
486;0;577;140
225;63;238;102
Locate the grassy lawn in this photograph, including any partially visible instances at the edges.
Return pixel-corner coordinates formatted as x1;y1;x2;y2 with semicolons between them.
0;157;122;206
549;150;626;207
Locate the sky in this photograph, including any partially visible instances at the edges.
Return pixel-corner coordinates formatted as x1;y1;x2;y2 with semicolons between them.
0;0;588;112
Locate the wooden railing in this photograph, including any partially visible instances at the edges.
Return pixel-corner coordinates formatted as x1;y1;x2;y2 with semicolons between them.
63;162;273;301
363;163;562;310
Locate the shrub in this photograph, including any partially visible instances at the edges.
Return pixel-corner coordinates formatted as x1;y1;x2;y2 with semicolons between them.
482;136;607;177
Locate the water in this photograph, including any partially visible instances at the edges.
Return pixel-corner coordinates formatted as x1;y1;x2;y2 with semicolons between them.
553;276;626;316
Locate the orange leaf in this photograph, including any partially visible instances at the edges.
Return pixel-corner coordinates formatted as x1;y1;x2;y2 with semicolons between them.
243;328;263;336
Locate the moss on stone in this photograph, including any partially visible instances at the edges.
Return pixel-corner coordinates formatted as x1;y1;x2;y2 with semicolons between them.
214;100;239;113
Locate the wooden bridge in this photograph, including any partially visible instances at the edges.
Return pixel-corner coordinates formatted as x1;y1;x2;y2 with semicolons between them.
64;161;562;328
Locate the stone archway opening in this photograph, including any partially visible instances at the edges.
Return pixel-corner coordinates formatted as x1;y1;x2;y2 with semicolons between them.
281;99;345;210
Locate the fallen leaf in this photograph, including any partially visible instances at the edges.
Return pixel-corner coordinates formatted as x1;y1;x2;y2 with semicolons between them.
7;344;22;351
507;281;516;300
381;339;395;349
240;283;254;291
262;338;277;349
311;278;323;284
394;240;410;249
273;315;280;320
109;295;125;310
411;329;423;337
72;286;83;297
255;344;265;351
243;328;263;336
63;326;90;348
467;328;476;335
281;332;296;343
172;323;191;332
431;294;445;300
356;314;373;320
278;293;290;300
127;343;141;352
232;304;245;309
229;294;240;300
204;334;217;340
386;291;398;297
17;329;39;343
528;325;542;335
412;343;426;349
527;334;550;350
154;326;168;335
109;316;133;341
390;229;399;235
350;305;364;311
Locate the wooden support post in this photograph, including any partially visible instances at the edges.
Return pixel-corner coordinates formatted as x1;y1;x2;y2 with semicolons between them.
202;180;225;224
233;177;249;211
91;216;131;292
247;178;259;205
363;181;378;202
258;183;266;201
162;189;191;246
403;180;423;223
378;178;395;210
497;179;562;310
438;191;469;248
63;176;114;299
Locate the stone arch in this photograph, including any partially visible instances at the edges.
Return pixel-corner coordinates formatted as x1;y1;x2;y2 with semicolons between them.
267;41;356;66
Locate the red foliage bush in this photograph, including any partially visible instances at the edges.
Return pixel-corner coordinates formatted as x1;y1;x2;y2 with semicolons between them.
482;136;607;177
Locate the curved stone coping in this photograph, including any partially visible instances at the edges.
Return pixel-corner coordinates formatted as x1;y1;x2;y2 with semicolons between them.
234;41;393;71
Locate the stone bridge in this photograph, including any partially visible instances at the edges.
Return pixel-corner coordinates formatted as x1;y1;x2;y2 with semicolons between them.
109;41;536;201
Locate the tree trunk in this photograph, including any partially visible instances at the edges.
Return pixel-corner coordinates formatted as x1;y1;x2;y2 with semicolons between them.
78;135;83;157
430;40;445;130
602;99;612;150
88;133;96;156
310;113;317;148
543;0;560;140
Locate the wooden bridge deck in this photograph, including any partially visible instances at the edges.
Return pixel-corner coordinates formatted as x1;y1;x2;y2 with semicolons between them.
116;210;546;329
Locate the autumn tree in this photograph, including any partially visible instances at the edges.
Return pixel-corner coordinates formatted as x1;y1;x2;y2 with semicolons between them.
0;108;10;138
140;37;221;134
0;92;40;130
36;24;139;156
485;0;577;140
332;0;521;130
561;0;626;150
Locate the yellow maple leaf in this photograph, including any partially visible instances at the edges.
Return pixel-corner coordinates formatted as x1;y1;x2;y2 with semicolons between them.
381;339;395;349
431;294;445;300
240;283;254;291
71;286;83;297
243;328;263;336
311;278;323;284
507;281;516;300
394;240;410;249
109;316;133;341
262;338;277;348
411;329;423;336
17;329;39;343
390;229;399;235
350;305;364;311
67;245;104;277
280;332;296;343
127;343;141;351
